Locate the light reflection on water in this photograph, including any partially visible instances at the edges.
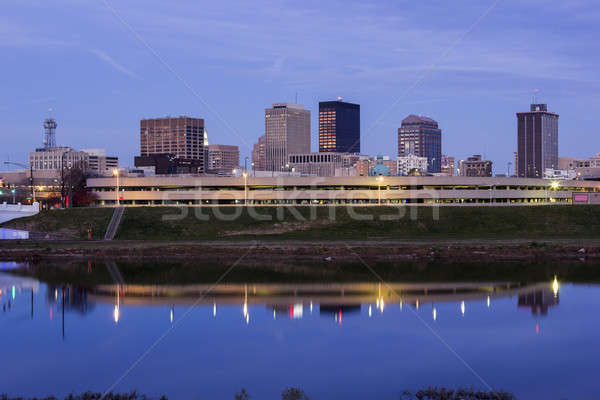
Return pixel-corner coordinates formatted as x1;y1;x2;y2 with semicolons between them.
0;268;598;400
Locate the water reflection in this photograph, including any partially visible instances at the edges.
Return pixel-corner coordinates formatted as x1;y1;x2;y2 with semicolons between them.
517;287;559;316
1;267;564;327
18;279;560;326
4;264;596;400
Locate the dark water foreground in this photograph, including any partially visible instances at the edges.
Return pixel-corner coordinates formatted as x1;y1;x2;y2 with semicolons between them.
1;260;599;400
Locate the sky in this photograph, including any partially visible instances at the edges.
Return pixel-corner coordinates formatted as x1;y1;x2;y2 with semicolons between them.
2;0;600;174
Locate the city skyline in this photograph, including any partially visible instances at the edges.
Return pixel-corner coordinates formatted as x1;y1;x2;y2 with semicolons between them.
2;0;600;174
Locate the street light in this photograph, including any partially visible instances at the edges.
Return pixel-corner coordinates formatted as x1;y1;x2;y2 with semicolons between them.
547;180;559;203
242;172;248;205
376;176;384;205
112;169;120;206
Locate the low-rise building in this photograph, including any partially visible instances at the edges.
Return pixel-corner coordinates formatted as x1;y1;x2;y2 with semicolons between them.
134;154;204;175
29;147;118;177
30;147;88;172
288;152;360;176
251;135;267;171
397;154;428;176
81;149;119;176
441;155;455;176
356;155;397;176
458;155;492;177
369;155;393;176
575;167;600;181
544;168;576;180
207;144;240;175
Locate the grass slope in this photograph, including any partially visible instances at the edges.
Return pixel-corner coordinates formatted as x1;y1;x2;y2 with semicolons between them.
114;205;600;240
5;205;599;240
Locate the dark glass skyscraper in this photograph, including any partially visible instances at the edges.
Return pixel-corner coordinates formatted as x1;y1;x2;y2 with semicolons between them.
517;104;559;178
397;115;442;173
319;100;360;153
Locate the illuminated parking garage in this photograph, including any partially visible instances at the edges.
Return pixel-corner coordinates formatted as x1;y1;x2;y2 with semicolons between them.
86;176;600;206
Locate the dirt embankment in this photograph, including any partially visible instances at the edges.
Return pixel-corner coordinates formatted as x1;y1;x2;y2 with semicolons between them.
1;239;600;264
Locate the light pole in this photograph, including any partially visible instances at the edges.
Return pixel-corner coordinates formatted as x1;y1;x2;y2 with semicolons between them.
251;162;255;177
113;169;120;206
548;180;559;203
377;176;383;205
242;172;248;205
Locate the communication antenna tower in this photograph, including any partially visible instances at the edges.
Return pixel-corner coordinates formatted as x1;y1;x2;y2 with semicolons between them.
43;108;57;149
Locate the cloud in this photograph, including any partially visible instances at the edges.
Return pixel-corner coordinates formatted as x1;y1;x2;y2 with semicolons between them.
0;18;70;48
90;49;139;79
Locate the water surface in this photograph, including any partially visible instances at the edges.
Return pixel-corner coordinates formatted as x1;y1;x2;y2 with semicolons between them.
0;262;598;400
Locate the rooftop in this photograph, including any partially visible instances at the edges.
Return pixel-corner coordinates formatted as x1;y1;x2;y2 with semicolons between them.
401;114;438;127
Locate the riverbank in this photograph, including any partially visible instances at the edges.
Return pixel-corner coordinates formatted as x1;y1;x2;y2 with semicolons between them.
2;238;600;265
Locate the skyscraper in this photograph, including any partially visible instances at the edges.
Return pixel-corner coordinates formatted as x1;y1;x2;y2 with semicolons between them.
265;103;310;172
319;100;360;153
517;104;559;178
138;116;205;174
397;115;442;173
140;116;205;160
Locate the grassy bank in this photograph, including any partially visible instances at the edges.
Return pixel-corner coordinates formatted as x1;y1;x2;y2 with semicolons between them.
1;208;113;239
2;205;600;240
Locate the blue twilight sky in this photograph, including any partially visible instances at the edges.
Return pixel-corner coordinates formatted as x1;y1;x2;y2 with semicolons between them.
2;0;600;172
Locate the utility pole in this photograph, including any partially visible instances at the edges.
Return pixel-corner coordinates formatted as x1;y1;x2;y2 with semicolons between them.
61;153;66;208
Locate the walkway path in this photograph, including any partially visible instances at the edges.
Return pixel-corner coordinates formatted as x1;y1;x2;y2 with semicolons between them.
104;207;124;240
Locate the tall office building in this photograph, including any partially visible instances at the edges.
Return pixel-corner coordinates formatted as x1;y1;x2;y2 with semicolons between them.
265;103;310;172
140;116;205;160
397;115;442;173
319;99;360;153
517;104;559;178
139;116;205;174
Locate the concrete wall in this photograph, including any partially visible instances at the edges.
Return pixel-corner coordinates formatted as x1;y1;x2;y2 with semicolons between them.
0;202;40;224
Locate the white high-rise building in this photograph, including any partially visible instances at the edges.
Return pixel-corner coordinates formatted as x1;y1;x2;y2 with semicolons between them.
265;103;310;172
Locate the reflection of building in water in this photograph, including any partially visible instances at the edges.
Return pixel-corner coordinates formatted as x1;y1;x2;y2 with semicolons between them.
85;281;559;324
319;305;361;316
46;285;95;315
270;304;304;319
0;272;40;314
518;288;559;316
